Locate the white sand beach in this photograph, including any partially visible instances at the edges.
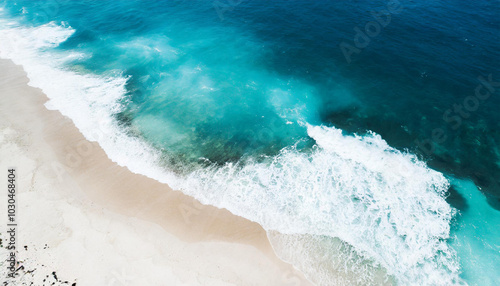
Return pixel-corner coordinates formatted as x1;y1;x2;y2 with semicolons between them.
0;59;311;285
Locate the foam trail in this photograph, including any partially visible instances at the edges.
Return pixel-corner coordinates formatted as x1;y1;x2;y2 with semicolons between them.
0;18;463;285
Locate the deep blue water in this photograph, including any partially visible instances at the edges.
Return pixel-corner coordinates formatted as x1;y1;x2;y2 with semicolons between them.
1;0;499;285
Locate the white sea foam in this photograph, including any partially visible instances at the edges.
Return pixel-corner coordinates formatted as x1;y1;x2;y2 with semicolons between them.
180;125;462;285
0;18;464;285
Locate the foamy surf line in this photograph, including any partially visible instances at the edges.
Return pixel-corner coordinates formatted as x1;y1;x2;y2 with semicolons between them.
0;17;463;285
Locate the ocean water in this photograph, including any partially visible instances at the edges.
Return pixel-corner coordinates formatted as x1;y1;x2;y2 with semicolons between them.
0;0;499;285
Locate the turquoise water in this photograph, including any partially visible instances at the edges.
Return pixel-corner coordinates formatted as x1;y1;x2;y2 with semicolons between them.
448;178;500;286
0;0;499;285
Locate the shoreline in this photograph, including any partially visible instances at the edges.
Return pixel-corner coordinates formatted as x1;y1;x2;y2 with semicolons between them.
0;59;311;285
